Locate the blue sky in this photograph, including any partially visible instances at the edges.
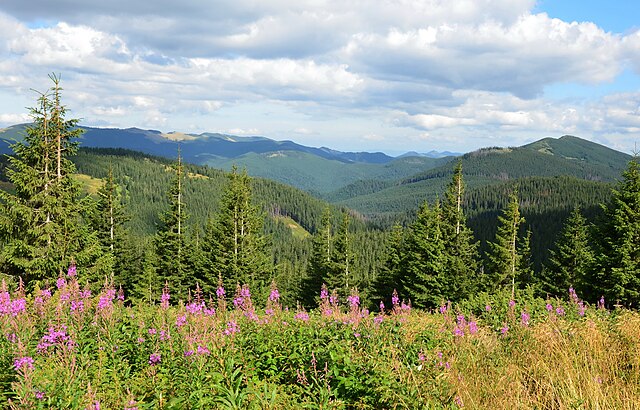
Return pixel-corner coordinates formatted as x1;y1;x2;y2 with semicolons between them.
0;0;638;155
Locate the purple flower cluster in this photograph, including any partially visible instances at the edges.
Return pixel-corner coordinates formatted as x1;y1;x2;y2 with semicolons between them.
269;287;280;303
223;320;239;336
97;289;116;311
294;311;310;322
347;294;360;308
13;356;34;370
0;290;27;317
160;286;170;309
149;353;161;365
37;325;74;353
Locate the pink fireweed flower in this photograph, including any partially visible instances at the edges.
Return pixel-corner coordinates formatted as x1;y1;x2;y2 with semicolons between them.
148;328;157;335
485;305;491;312
10;298;26;316
184;350;194;357
294;311;310;322
137;337;145;344
269;287;280;303
149;353;161;365
501;324;509;336
391;291;399;307
70;300;84;313
454;396;464;407
35;391;45;400
456;314;466;326
373;315;384;325
160;285;170;309
521;311;530;326
556;307;565;316
379;301;385;312
175;315;187;327
117;287;125;301
216;286;225;299
14;356;34;370
159;330;169;341
67;264;77;278
320;285;329;300
598;296;605;310
97;289;116;311
578;302;587;317
400;302;411;312
37;325;74;353
439;304;448;314
569;287;579;304
186;301;204;315
508;300;516;308
329;290;339;306
196;345;210;356
468;321;478;335
418;351;426;362
347;294;360;308
56;277;67;290
546;303;553;312
223;320;239;335
453;326;464;337
204;306;216;316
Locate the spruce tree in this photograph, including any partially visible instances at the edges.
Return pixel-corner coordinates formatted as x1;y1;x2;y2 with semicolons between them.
487;190;524;297
0;74;105;286
371;223;405;307
201;167;271;296
301;207;333;307
441;161;479;300
90;165;133;287
402;200;446;308
594;157;640;306
154;150;189;299
544;207;594;297
325;212;356;298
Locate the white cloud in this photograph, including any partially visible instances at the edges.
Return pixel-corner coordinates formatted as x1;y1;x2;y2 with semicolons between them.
0;113;30;125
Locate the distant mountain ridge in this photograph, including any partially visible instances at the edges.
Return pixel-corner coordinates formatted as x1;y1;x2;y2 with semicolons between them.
0;124;453;193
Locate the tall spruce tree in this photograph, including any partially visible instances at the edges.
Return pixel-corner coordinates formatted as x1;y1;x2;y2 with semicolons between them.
594;157;640;306
371;223;405;307
402;200;446;308
441;161;479;300
201;167;271;296
154;150;189;299
301;207;333;307
0;75;105;286
544;207;594;298
89;165;133;287
325;212;356;298
487;190;524;297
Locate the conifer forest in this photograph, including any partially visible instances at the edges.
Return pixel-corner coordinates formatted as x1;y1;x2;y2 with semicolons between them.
0;78;639;409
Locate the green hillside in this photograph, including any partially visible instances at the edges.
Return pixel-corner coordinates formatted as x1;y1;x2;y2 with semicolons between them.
205;150;448;194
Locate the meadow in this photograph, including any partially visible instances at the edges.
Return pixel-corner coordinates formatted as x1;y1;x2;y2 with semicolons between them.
1;268;639;409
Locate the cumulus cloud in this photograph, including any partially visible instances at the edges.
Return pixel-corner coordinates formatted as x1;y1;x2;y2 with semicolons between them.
0;1;638;152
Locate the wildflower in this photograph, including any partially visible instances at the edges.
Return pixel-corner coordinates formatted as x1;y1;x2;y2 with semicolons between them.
117;287;125;301
159;330;169;341
436;351;443;360
598;296;605;310
468;321;478;335
320;285;329;300
485;305;491;312
391;290;399;306
578;302;587;317
454;396;464;407
148;328;157;335
70;300;84;313
439;304;448;314
10;298;26;316
456;314;466;326
520;311;530;326
56;277;67;290
175;315;187;327
294;311;310;322
508;300;516;308
97;289;116;311
186;301;204;315
569;287;579;303
67;264;77;278
546;303;553;312
418;352;426;362
223;320;239;335
184;350;194;357
216;286;225;298
501;324;509;336
269;287;280;303
347;294;360;308
35;391;45;400
453;326;464;337
379;301;385;312
556;307;565;316
137;337;145;344
149;353;161;365
196;345;210;356
204;306;216;316
400;302;411;312
160;285;170;309
14;356;34;370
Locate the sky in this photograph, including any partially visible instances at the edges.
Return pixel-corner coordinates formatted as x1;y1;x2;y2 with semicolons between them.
0;1;639;155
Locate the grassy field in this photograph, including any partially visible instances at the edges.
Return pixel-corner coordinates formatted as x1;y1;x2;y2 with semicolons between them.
1;274;638;409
